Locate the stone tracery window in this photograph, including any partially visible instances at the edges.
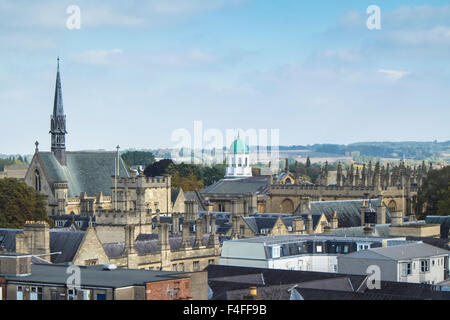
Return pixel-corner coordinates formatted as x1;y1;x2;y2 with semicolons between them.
34;170;42;191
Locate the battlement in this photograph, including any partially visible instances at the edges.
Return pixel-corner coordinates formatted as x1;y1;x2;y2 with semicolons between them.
111;175;171;189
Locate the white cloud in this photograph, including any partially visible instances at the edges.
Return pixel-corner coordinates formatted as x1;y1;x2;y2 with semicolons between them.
70;49;124;66
378;69;409;80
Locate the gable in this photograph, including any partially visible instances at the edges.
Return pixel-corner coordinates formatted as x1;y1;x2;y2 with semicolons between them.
31;151;130;198
72;227;110;265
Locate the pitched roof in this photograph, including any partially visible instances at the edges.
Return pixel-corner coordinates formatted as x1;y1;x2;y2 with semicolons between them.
305;199;391;228
50;230;85;263
103;234;211;258
0;228;23;252
36;151;129;198
206;265;450;300
201;177;268;195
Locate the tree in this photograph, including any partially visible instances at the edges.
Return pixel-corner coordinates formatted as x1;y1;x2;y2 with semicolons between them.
416;166;450;219
201;164;226;186
144;159;174;177
171;172;204;191
306;157;311;168
122;151;155;168
0;178;51;228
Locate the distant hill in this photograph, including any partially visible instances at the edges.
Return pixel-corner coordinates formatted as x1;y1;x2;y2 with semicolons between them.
279;141;450;160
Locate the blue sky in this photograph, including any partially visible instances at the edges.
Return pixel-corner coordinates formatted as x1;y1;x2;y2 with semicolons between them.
0;0;449;154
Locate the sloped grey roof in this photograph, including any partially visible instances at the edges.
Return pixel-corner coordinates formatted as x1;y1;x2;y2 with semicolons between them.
38;151;129;198
342;243;449;261
50;230;85;263
171;189;181;205
103;234;211;258
201;177;268;195
307;199;391;228
184;191;206;211
331;225;391;237
300;213;324;230
0;228;23;252
5;264;187;288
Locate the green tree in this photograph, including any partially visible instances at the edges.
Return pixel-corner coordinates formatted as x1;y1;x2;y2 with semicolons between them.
416;166;450;219
122;151;155;168
201;164;226;186
0;178;51;228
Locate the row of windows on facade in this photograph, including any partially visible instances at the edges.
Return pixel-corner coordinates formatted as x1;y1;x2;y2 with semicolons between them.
271;243;355;258
170;259;216;272
400;258;445;277
15;286;103;300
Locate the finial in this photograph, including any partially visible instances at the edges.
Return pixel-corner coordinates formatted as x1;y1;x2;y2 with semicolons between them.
35;141;39;152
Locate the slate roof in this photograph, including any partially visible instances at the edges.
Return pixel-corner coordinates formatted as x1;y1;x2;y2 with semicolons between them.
171;188;181;206
49;214;95;231
184;191;206;211
50;230;85;264
205;265;450;300
37;151;129;198
305;199;391;228
201;177;268;195
5;264;187;288
103;234;211;258
0;228;23;252
0;228;86;264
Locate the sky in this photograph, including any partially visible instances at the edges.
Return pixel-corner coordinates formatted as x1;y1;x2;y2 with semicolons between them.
0;0;449;154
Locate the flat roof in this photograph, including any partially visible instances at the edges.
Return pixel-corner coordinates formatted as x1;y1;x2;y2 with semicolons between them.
5;264;188;288
226;234;396;246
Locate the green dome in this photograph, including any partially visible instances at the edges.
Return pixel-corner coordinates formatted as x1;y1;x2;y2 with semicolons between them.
229;138;249;154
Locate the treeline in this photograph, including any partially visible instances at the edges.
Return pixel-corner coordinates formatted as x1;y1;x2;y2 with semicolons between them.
415;166;450;220
143;159;226;191
0;156;28;171
280;141;449;160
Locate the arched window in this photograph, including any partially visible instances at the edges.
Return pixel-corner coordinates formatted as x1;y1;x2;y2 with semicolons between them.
280;198;295;213
34;170;41;191
388;200;397;212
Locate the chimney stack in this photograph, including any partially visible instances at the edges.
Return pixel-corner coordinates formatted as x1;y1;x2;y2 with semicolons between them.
376;205;386;225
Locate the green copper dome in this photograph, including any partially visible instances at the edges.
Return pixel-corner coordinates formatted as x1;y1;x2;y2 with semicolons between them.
229;138;249;154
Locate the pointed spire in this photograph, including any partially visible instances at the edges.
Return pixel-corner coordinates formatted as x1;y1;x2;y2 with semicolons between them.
50;57;67;165
53;57;64;117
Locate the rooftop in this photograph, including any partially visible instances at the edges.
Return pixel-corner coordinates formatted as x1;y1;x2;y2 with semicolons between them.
5;264;187;288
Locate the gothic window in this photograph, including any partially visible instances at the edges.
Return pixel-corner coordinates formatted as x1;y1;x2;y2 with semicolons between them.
388;200;397;212
34;170;41;191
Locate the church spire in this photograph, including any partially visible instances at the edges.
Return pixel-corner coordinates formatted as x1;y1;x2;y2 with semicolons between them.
50;57;67;165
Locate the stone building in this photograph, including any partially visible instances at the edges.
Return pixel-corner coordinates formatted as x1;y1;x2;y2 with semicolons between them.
24;59;130;215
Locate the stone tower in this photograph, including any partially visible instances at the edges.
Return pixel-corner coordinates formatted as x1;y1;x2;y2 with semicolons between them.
50;57;67;166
